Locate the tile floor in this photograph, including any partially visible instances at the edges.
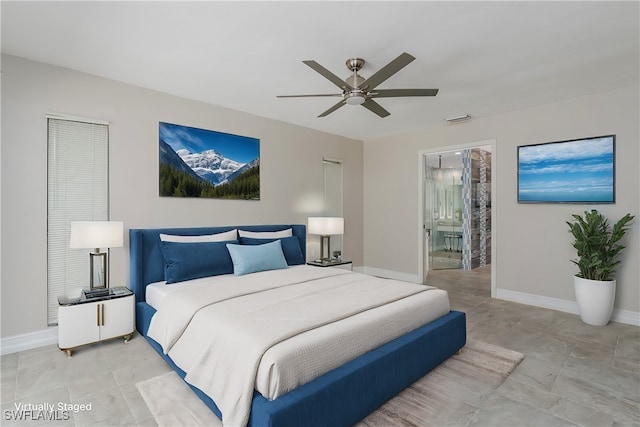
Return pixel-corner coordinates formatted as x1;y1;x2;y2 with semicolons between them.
433;266;639;426
1;267;638;426
430;250;463;270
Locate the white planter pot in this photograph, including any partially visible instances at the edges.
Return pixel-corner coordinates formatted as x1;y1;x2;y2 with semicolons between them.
574;276;616;326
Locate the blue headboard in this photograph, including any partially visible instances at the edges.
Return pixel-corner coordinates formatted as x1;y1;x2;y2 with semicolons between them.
129;224;306;304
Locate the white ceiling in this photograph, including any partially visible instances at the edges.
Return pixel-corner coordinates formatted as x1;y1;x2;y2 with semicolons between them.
2;1;638;140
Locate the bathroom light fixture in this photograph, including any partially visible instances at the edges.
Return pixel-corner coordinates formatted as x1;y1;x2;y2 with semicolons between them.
445;114;472;124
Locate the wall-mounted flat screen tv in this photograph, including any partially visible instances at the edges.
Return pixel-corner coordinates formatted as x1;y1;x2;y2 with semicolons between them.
517;135;615;203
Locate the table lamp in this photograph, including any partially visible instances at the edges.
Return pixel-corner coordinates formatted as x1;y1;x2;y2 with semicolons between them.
308;217;344;262
70;221;123;290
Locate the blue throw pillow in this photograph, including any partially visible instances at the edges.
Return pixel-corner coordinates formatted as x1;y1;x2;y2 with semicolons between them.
160;240;237;284
238;236;305;266
226;240;288;276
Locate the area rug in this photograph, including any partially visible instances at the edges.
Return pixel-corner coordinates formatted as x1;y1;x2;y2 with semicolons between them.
136;339;524;427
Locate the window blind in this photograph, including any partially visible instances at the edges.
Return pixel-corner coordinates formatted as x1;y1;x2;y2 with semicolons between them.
47;117;109;325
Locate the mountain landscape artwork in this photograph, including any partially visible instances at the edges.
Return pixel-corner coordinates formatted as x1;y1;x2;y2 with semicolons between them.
159;122;260;199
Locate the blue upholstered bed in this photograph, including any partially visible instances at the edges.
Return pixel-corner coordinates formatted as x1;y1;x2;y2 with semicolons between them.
130;224;466;427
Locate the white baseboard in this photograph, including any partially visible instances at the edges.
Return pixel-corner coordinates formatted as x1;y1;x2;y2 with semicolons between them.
1;327;58;355
496;288;640;327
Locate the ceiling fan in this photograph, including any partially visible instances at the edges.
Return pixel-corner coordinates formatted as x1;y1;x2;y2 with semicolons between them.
277;52;438;118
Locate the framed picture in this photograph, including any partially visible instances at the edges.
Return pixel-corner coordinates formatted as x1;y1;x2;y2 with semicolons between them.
159;122;260;199
517;135;615;203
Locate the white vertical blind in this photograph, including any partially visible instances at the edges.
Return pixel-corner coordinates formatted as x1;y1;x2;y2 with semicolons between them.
47;117;109;325
323;159;343;255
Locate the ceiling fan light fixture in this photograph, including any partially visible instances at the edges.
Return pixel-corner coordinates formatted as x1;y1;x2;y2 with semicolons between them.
345;92;366;105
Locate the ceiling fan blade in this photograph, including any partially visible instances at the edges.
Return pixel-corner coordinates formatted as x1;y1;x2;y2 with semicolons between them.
277;93;342;98
303;60;351;90
318;99;347;117
371;88;439;97
361;98;390;118
359;52;415;90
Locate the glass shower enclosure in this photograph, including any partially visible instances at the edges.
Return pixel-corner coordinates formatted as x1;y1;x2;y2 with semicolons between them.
424;159;463;270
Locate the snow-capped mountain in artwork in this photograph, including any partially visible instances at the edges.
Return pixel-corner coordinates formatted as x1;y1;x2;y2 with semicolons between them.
220;158;260;185
175;148;245;186
159;138;203;182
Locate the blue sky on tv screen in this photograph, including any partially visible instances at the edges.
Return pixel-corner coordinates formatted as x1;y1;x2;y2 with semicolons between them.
159;122;259;163
518;136;614;202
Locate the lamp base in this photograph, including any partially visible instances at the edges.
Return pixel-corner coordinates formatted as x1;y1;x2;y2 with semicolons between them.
89;250;108;290
319;235;332;262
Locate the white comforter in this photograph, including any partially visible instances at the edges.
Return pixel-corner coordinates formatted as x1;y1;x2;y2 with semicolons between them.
147;266;448;427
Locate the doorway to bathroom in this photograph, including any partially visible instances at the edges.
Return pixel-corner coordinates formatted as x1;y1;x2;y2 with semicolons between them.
418;140;496;297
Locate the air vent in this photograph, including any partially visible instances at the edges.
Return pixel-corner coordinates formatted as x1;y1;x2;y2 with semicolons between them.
445;114;472;124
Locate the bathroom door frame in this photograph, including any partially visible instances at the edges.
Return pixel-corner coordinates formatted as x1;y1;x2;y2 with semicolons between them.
417;139;497;298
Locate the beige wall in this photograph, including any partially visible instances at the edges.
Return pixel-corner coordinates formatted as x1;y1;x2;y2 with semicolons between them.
1;55;363;337
363;85;639;314
2;52;637;339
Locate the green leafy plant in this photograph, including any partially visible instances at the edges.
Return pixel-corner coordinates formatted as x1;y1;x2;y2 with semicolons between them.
567;210;635;281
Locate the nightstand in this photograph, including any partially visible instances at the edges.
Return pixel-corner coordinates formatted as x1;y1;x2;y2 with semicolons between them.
307;259;353;271
57;286;134;356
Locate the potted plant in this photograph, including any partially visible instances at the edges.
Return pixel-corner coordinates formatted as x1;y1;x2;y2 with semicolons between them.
567;209;635;326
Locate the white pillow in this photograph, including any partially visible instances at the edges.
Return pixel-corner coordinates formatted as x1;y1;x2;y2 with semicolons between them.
238;228;293;239
160;229;238;243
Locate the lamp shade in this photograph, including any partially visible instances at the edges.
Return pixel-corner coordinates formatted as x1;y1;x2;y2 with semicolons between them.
70;221;124;249
308;217;344;236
